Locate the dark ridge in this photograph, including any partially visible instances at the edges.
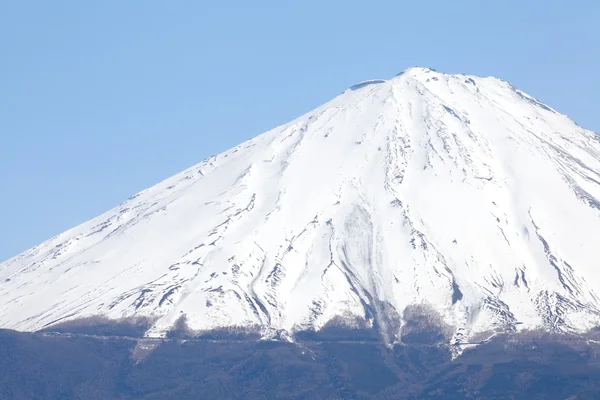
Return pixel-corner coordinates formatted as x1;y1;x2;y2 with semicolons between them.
39;316;153;338
158;286;179;307
451;280;463;304
2;328;600;399
521;269;529;289
294;319;380;343
133;289;153;310
166;315;262;340
442;105;460;119
400;305;451;345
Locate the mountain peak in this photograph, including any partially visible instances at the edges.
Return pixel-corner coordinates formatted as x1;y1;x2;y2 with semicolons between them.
348;67;442;92
1;70;599;344
397;66;437;75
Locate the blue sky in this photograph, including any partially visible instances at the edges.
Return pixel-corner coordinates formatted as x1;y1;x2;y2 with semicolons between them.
1;0;599;261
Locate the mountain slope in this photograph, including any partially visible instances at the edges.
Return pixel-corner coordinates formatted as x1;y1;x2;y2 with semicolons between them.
1;67;600;344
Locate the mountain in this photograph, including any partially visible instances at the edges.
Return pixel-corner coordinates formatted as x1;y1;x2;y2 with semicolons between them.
1;67;599;346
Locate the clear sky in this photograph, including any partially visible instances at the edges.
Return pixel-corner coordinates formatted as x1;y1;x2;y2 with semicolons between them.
1;1;599;262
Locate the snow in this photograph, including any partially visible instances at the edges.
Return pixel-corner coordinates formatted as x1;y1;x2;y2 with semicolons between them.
1;67;600;343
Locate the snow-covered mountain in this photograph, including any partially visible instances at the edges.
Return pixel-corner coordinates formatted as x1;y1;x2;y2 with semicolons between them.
2;67;600;344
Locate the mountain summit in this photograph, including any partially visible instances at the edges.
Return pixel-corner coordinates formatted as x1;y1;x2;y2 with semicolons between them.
2;68;600;344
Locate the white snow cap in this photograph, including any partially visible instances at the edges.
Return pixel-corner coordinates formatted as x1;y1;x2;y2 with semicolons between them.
2;67;600;343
